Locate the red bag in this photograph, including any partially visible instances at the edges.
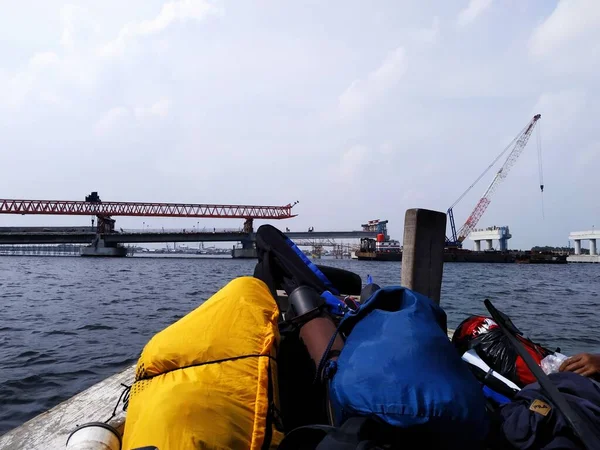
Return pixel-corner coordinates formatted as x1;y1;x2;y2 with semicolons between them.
453;315;552;387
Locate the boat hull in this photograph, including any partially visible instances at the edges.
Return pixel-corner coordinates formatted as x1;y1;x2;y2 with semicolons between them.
355;251;402;261
516;254;568;264
443;250;515;263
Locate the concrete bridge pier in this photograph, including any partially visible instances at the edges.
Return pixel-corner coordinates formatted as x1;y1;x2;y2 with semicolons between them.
80;236;127;257
568;231;600;263
231;238;257;259
469;226;512;252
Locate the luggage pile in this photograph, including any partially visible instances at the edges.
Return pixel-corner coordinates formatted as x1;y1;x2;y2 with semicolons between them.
118;225;600;450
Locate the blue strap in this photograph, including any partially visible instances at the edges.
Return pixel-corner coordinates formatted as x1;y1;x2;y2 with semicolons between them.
482;385;511;405
286;238;339;295
314;325;342;384
321;291;347;316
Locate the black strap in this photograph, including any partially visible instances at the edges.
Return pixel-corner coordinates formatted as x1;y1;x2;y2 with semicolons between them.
262;360;275;450
135;353;275;382
316;418;380;450
277;425;335;450
263;359;285;449
277;418;385;450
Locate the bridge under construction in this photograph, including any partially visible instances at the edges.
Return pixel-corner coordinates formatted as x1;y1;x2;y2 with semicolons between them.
0;193;378;257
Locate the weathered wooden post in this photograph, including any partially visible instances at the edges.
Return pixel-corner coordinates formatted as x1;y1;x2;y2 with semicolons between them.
400;208;446;304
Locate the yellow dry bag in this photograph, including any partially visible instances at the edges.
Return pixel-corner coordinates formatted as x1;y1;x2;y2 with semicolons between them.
122;277;282;449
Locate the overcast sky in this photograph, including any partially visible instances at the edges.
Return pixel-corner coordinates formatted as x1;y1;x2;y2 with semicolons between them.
0;0;598;249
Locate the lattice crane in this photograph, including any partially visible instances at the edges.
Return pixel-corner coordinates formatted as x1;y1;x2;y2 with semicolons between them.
446;114;542;247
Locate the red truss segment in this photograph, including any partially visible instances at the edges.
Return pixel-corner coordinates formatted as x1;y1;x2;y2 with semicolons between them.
0;199;296;219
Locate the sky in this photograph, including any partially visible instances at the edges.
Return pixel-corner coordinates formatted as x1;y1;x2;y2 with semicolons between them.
0;0;598;249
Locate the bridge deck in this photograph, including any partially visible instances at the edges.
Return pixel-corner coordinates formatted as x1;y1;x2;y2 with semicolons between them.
0;228;377;245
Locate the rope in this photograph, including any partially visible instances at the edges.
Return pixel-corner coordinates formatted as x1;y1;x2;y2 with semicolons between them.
104;383;131;424
103;354;275;423
537;121;544;190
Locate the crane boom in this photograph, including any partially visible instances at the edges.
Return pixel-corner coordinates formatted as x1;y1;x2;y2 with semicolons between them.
455;114;541;242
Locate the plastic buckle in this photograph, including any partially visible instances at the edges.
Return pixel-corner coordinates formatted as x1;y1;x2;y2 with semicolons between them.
321;291;348;316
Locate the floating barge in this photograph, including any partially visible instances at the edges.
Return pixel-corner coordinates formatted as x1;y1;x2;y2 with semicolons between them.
356;246;516;263
355;238;402;261
357;242;569;265
443;248;515;263
516;251;568;264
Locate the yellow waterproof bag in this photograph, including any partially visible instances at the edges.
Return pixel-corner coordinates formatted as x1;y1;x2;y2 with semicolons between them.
122;277;282;449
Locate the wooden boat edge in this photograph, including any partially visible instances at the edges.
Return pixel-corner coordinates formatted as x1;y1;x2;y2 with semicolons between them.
0;330;455;449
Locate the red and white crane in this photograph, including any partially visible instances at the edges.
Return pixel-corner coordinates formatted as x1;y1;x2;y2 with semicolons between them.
446;114;543;247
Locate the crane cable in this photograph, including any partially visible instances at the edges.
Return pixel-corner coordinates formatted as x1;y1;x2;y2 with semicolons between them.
450;120;544;209
537;121;545;219
448;129;523;210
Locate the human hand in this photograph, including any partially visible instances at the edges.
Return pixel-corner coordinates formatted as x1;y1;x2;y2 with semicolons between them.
559;353;600;377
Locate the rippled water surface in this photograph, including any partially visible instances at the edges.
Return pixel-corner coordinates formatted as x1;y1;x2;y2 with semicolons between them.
1;256;599;434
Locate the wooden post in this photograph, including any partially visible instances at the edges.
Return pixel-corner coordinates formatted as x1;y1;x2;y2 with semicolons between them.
401;208;446;304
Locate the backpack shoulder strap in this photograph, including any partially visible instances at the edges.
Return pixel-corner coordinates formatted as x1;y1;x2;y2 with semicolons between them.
277;418;384;450
276;425;333;450
316;417;381;450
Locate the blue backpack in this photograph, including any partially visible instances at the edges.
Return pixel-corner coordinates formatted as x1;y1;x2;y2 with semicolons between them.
326;286;490;446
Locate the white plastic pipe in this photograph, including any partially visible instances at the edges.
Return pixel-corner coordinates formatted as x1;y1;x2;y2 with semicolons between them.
462;349;521;391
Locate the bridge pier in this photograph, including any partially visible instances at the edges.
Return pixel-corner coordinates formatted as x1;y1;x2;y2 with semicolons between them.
568;230;600;263
469;226;511;252
80;236;127;257
231;237;257;259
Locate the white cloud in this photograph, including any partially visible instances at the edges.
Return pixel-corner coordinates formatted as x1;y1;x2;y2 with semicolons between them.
59;4;103;52
39;91;67;107
338;145;369;179
99;0;223;57
96;98;171;135
456;0;493;27
1;1;221;109
532;90;586;138
0;51;63;108
402;188;427;204
337;47;406;120
60;4;79;51
134;98;171;119
29;52;60;68
576;141;600;167
530;0;600;58
409;16;440;45
94;106;131;135
380;142;394;155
